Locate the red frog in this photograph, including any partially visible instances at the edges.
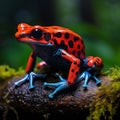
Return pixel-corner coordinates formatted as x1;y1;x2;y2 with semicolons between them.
14;23;103;99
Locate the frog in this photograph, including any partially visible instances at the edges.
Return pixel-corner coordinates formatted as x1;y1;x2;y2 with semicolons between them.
14;23;103;99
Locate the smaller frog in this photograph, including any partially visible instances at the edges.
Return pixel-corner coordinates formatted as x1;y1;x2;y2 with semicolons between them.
14;23;103;99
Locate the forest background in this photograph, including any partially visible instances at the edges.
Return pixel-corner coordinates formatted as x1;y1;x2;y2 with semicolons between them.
0;0;119;71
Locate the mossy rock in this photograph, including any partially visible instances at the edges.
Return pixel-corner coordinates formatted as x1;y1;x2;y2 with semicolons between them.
0;75;107;120
0;66;120;120
88;66;120;120
0;65;25;81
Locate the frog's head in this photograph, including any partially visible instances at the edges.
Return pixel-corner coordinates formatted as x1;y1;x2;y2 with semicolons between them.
15;23;53;46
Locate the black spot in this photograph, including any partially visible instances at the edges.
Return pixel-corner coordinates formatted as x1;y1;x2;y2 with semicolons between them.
59;40;68;51
64;32;70;39
44;33;51;41
77;44;80;49
63;45;68;51
54;32;62;38
68;40;74;48
72;50;76;55
60;40;65;45
71;69;74;72
76;72;79;75
74;61;77;64
53;39;58;46
74;37;79;42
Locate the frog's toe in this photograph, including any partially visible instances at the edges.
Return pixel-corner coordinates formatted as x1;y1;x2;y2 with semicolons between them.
96;80;101;86
82;84;88;88
14;82;20;87
43;82;47;86
92;76;101;85
55;73;66;82
80;71;90;88
48;94;54;99
29;85;35;90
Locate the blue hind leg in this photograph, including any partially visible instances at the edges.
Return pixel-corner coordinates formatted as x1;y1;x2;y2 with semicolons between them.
43;73;66;87
44;81;66;87
82;72;91;88
44;81;69;99
76;71;101;88
76;71;91;88
48;82;69;99
92;76;101;85
44;73;69;99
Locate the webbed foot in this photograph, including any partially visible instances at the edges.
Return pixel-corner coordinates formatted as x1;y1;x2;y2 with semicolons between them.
48;94;54;99
46;82;69;99
77;71;101;88
44;73;69;99
14;72;46;89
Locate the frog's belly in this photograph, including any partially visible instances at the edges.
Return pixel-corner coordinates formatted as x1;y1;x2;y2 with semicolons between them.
47;55;70;70
34;45;71;70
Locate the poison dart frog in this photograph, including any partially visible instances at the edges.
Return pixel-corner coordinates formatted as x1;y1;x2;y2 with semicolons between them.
14;23;103;99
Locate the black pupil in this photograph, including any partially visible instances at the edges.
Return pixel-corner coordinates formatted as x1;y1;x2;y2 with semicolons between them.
30;28;43;39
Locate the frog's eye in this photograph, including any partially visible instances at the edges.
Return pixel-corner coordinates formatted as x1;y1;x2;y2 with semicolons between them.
30;28;43;39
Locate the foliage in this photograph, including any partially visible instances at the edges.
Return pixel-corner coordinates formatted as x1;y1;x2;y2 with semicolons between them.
88;66;120;120
0;65;25;80
0;0;120;69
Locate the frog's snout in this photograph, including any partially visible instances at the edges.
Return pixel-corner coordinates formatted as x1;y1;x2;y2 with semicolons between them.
15;23;31;38
17;23;31;31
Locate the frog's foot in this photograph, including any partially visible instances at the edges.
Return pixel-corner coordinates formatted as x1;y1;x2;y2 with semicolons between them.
44;74;69;99
14;72;46;89
77;71;101;88
92;76;101;85
44;73;66;88
44;81;69;99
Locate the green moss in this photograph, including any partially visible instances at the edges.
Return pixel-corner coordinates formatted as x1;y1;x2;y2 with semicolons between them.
107;66;120;81
88;66;120;120
0;65;25;80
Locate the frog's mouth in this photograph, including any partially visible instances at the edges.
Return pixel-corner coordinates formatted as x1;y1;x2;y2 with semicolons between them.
16;34;53;47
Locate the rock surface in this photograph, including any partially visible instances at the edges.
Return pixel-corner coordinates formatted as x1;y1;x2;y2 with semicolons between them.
0;75;108;120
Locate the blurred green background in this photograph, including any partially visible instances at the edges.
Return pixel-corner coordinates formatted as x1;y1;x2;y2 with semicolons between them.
0;0;120;71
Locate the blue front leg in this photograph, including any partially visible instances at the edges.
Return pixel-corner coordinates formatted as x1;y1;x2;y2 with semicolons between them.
14;72;46;89
14;74;29;86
